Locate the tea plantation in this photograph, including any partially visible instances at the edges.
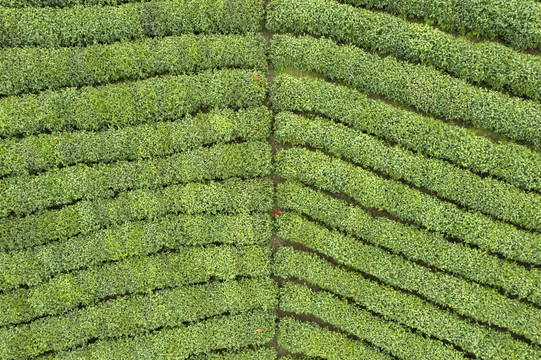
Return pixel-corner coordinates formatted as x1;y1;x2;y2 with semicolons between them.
0;0;540;359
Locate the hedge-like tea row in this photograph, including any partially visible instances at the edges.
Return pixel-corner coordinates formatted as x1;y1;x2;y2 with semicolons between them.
341;0;541;51
271;75;541;192
0;213;271;291
276;148;541;265
267;0;541;102
0;107;271;177
189;347;277;360
0;69;267;138
278;317;391;360
41;310;275;360
0;0;138;7
271;35;541;148
277;181;541;306
0;278;277;359
280;282;466;360
275;112;541;231
1;141;272;217
0;244;271;326
0;0;264;48
277;212;541;344
0;34;267;96
0;177;274;252
274;247;541;360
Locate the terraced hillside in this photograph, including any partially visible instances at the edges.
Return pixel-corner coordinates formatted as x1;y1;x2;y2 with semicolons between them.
0;0;540;359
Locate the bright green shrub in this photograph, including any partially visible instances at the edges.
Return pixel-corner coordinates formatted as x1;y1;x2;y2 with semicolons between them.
1;141;272;217
0;278;277;359
342;0;541;50
0;213;271;291
40;310;275;360
275;147;541;265
267;0;541;101
189;347;277;360
276;212;541;344
0;107;271;177
0;34;267;96
0;0;140;6
278;317;391;360
280;282;466;360
275;112;541;231
270;35;541;147
277;181;541;306
0;244;271;326
274;247;541;360
188;347;277;360
0;0;264;47
0;69;267;138
271;74;541;192
0;177;274;251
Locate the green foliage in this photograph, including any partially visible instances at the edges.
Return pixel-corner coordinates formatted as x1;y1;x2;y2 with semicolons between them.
267;0;541;101
270;35;541;148
267;0;541;100
0;278;277;359
188;347;277;360
278;317;391;360
0;0;139;6
40;310;275;360
0;34;267;96
270;74;541;192
274;247;541;360
0;107;271;177
0;68;267;138
1;141;272;217
0;177;274;252
275;147;541;265
341;0;541;50
275;112;541;231
0;213;271;291
276;212;541;344
0;0;264;47
280;281;466;360
0;244;271;326
277;181;541;306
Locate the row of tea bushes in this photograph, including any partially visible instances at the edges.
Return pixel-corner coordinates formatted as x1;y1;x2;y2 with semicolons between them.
41;310;275;360
275;147;541;265
0;244;272;326
271;74;541;192
0;213;271;291
0;278;277;359
0;0;264;47
342;0;541;51
280;282;466;360
276;182;541;306
0;69;267;138
0;177;274;251
0;33;267;96
270;35;541;147
278;317;391;360
276;212;541;344
274;247;541;360
0;107;272;177
267;0;541;101
1;141;272;217
275;112;541;231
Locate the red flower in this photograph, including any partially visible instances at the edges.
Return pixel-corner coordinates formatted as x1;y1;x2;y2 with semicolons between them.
254;75;259;79
256;328;263;333
274;210;282;215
